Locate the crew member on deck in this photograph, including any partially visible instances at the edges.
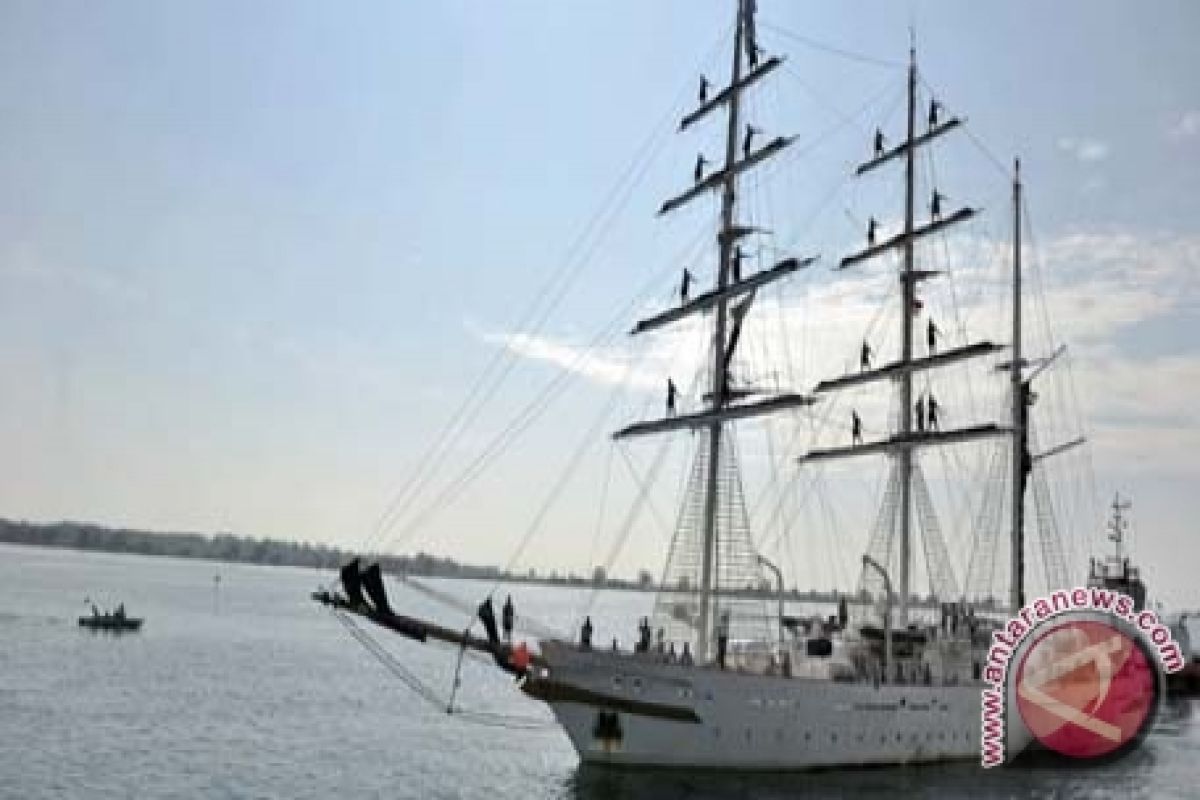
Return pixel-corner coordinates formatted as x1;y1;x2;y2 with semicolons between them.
502;595;515;642
867;217;878;247
637;617;652;653
680;268;693;303
927;318;939;355
860;340;873;371
681;642;694;666
580;616;593;650
851;410;863;446
694;154;709;183
666;378;678;416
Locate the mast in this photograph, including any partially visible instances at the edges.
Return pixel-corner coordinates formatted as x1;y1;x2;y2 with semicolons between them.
696;0;746;662
620;0;805;659
897;48;918;625
1010;158;1025;611
809;49;997;616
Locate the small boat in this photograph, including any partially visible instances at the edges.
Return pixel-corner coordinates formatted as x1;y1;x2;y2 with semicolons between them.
79;604;143;632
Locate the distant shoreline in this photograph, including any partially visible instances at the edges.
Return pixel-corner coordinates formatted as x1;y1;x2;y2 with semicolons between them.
0;519;975;609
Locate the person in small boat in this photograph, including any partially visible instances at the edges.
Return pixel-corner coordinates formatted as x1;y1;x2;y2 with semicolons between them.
115;603;125;621
851;410;863;446
91;604;100;618
501;595;514;642
580;616;593;650
666;378;678;416
679;268;693;303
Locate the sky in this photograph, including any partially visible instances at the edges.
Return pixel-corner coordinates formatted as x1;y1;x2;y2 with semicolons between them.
1;1;1198;606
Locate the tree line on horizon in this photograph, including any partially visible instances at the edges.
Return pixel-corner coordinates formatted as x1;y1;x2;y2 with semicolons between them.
0;519;654;589
0;518;980;606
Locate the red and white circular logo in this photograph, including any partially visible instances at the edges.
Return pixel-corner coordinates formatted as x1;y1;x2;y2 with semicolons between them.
1015;618;1158;760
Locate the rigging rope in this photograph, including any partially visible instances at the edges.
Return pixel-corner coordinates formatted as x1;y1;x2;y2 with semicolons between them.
360;25;735;559
330;607;557;732
760;20;905;70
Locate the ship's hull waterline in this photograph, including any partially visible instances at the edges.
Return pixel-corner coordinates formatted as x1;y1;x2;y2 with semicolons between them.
532;642;982;770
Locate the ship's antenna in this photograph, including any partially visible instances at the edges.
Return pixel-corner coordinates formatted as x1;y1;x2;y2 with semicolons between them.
1108;493;1131;563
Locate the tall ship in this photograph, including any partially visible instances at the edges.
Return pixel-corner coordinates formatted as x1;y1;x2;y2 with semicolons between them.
316;0;1093;770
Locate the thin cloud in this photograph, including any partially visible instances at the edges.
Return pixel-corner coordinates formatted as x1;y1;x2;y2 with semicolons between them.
479;329;691;393
1056;136;1110;163
478;228;1200;462
1168;110;1200;141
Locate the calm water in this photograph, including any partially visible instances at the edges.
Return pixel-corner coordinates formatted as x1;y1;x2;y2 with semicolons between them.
1;543;1197;799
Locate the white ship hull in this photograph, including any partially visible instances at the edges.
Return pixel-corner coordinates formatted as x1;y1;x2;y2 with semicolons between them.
533;642;982;770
